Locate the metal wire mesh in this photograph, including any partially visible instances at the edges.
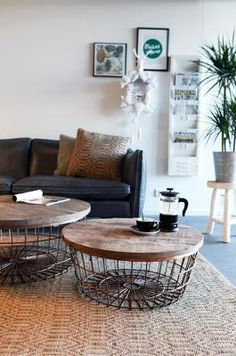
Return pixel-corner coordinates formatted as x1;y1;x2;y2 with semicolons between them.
71;250;198;310
0;226;71;284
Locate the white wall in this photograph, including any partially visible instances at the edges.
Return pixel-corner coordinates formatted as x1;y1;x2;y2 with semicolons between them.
0;0;235;215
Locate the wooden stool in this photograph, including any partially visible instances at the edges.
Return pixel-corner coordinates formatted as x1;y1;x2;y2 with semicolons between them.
206;181;236;243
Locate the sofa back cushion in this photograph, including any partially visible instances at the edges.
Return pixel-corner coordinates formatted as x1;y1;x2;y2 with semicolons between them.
67;128;130;180
30;139;59;176
54;134;75;176
0;138;31;179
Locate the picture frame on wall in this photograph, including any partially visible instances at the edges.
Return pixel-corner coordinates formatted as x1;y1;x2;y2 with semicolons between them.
93;42;127;78
136;27;169;71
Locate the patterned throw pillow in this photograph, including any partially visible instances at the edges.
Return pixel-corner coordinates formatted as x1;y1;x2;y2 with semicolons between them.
66;128;130;180
54;134;75;176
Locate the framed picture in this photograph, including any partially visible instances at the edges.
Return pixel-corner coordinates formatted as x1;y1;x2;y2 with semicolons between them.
136;27;169;71
93;42;127;78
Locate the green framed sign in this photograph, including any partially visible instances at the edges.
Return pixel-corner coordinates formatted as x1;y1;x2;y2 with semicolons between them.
136;27;169;71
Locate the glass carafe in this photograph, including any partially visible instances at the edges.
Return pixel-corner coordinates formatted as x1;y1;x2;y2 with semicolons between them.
159;188;188;232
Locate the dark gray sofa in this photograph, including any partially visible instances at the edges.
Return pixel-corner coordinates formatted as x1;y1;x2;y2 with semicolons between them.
0;138;146;218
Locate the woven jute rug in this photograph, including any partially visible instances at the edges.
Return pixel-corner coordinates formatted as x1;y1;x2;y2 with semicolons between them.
0;255;236;356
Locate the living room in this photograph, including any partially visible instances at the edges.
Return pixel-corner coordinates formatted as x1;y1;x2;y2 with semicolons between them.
0;0;236;354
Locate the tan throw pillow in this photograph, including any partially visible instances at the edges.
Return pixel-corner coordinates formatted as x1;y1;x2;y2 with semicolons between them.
66;128;130;180
54;134;75;176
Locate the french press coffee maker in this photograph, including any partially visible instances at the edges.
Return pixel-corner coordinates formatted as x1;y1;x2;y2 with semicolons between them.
159;188;188;232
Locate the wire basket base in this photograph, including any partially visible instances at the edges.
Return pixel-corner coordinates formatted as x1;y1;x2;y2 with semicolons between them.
0;226;73;285
72;252;198;310
0;245;72;284
82;268;165;309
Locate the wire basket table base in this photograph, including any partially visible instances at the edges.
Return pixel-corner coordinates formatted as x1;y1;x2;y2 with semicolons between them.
0;226;71;284
71;250;198;310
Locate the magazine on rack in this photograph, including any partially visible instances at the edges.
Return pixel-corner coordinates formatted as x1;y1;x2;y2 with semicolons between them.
175;72;199;87
173;88;198;101
173;130;198;143
12;190;70;206
173;103;198;116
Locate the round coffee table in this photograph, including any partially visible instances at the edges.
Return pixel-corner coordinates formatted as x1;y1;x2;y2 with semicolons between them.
62;218;203;310
0;195;90;284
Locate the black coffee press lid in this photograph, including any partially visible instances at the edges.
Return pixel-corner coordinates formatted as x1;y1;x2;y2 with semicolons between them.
160;188;179;197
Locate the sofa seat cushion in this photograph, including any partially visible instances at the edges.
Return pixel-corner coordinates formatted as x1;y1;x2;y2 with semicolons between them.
0;176;15;194
13;176;131;200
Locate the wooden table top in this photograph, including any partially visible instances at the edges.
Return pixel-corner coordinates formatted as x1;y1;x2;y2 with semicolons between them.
62;218;203;262
0;195;91;228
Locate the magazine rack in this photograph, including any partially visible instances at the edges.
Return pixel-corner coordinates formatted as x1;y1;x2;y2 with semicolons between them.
168;55;200;176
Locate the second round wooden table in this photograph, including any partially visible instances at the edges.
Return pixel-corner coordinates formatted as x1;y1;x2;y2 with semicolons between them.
63;218;203;310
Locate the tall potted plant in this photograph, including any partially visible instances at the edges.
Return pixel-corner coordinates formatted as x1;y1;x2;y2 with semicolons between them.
200;32;236;182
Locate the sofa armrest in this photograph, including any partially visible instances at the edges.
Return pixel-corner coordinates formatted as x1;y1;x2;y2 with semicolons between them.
122;149;146;217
